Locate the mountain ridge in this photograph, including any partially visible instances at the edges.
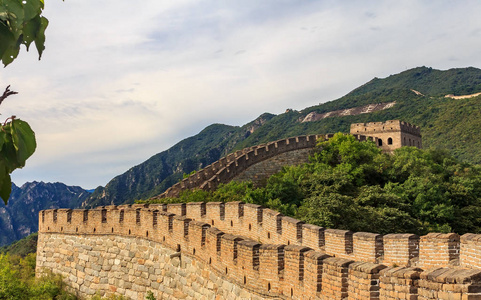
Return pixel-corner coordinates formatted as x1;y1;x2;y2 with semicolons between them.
0;181;89;246
3;66;481;246
82;66;481;208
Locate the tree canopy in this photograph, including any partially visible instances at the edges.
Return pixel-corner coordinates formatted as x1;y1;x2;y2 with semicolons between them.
145;133;481;235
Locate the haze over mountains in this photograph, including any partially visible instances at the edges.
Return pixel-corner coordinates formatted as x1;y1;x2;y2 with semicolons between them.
2;66;481;246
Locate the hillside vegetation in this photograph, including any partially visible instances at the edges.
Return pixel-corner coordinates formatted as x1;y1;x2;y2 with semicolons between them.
145;134;481;235
0;233;37;257
73;67;481;208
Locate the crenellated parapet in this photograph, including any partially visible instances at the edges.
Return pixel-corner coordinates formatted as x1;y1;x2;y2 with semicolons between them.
350;120;421;136
37;202;481;299
156;134;326;198
156;130;405;199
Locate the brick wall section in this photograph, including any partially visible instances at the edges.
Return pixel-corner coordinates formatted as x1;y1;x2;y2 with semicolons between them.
419;233;460;269
38;205;481;299
302;224;325;251
258;244;285;295
353;232;384;263
383;234;419;266
283;245;311;299
321;257;354;299
461;233;481;269
379;267;423;300
347;262;387;300
418;268;481;300
304;250;330;297
325;229;354;258
260;208;282;243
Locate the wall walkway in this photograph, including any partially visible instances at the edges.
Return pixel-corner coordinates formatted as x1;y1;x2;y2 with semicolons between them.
156;133;381;199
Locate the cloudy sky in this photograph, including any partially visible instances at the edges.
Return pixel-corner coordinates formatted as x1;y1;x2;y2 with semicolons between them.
2;0;481;190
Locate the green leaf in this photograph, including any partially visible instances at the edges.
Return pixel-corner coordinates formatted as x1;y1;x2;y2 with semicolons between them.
0;125;20;171
2;0;24;39
0;21;15;62
0;128;5;150
0;11;8;22
23;0;42;22
0;163;10;205
21;14;40;50
1;39;20;66
34;15;47;59
10;119;36;166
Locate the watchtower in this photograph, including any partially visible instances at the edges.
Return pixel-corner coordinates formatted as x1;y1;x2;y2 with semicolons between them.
350;120;422;152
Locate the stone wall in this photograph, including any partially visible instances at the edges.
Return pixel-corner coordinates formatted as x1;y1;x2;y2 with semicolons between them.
36;233;268;300
231;148;312;187
156;135;324;199
37;203;481;299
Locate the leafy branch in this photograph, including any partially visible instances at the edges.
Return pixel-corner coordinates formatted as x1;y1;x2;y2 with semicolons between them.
0;87;36;204
0;0;53;203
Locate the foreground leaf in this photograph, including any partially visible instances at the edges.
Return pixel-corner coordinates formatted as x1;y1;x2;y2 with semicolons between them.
0;168;11;205
10;119;36;166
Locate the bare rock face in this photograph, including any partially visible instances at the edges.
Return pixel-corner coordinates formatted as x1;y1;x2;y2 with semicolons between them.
245;113;275;134
0;182;89;246
301;102;396;123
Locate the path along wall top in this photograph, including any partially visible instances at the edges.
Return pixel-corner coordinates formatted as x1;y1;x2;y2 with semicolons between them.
156;133;382;199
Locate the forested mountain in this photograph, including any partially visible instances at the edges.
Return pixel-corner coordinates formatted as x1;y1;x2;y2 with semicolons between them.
0;182;89;246
84;113;276;208
3;66;481;246
83;66;481;208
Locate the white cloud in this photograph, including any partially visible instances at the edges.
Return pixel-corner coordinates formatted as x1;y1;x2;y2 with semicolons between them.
3;0;481;189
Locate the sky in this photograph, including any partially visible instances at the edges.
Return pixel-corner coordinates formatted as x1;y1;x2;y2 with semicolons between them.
2;0;481;190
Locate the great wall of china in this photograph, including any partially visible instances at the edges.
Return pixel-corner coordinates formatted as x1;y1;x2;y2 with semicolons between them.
158;120;422;199
37;120;473;300
37;203;481;299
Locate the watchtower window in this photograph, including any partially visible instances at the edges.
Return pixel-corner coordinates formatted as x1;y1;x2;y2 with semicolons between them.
101;209;107;223
388;138;393;145
153;210;158;226
83;210;88;222
53;210;58;223
378;139;383;146
67;210;72;223
119;210;124;223
136;209;141;225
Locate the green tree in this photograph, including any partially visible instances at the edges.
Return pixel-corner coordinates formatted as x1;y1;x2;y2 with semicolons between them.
144;133;481;235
